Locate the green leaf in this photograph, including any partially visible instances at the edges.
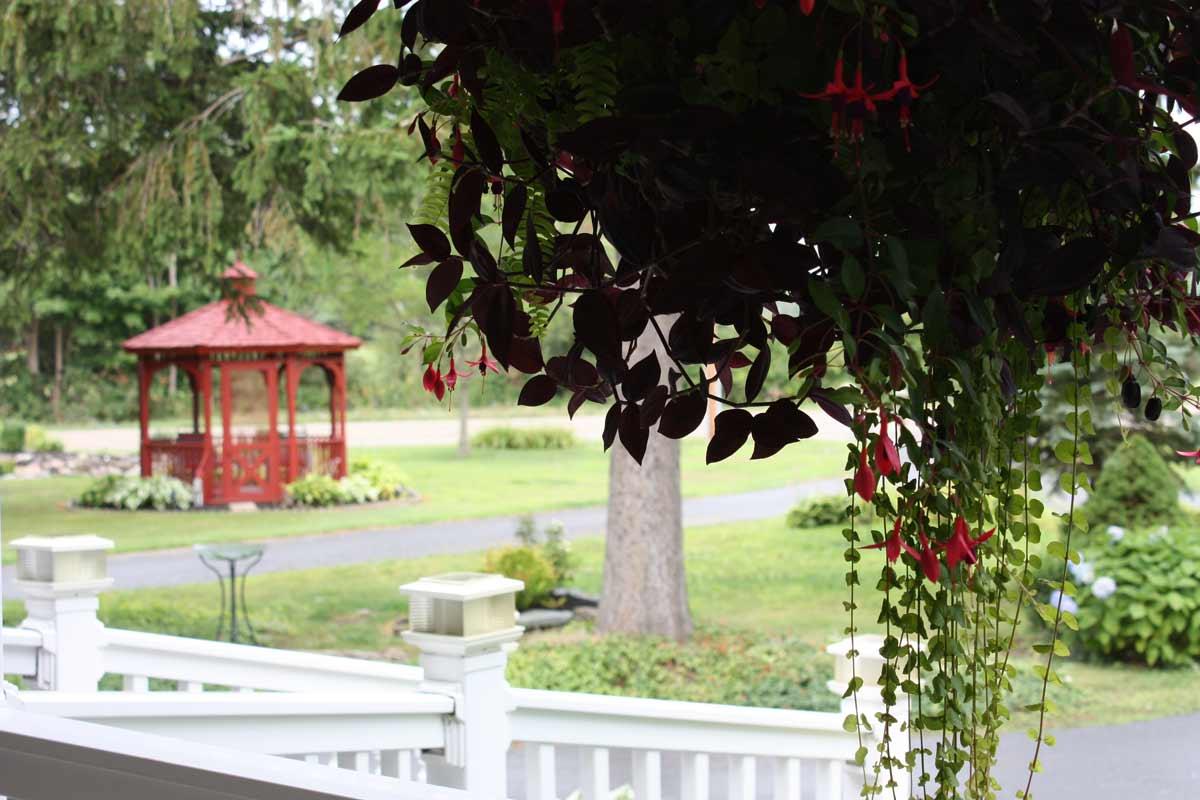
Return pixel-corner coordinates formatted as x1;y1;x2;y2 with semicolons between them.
841;255;865;299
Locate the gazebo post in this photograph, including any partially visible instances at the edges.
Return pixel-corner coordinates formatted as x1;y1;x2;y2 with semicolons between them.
219;363;233;502
332;357;348;478
199;361;214;505
285;358;299;483
137;359;152;478
265;363;281;503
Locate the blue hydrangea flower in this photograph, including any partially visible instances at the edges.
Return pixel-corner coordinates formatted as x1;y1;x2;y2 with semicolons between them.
1049;589;1079;615
1091;576;1117;599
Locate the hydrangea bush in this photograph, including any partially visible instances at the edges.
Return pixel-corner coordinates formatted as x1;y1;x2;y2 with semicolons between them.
336;1;1200;794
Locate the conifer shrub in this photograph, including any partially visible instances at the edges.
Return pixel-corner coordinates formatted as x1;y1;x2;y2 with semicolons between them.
1084;435;1179;530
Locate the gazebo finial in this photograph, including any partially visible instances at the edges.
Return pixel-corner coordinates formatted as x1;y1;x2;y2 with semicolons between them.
222;260;258;296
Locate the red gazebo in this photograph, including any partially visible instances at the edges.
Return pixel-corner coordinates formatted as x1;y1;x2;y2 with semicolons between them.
123;262;361;506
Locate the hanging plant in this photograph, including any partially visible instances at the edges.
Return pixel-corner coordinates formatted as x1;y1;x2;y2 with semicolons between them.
337;1;1200;795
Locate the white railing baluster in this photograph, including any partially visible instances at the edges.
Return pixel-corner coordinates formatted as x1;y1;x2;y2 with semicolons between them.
728;755;756;800
122;674;149;692
631;750;662;800
773;757;801;800
525;743;557;800
680;752;709;800
824;759;845;800
578;746;609;800
238;686;255;693
183;681;204;693
380;749;413;780
354;751;371;773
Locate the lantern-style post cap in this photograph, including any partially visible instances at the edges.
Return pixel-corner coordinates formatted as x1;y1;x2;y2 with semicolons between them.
11;536;114;595
399;572;524;656
827;633;888;696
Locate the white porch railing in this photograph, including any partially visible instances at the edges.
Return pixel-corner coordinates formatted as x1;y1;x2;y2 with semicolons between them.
0;535;905;800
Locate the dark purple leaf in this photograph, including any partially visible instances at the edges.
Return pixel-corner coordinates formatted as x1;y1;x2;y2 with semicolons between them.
483;286;516;366
471;109;504;176
706;409;753;464
1022;237;1107;297
502;184;527;250
398;252;435;269
616;290;649;341
401;0;421;49
407;223;451;260
572;293;621;366
745;347;770;402
1174;126;1198;170
523;213;544;282
520;127;549;169
546;185;586;222
623;353;661;401
567;389;587;418
640;385;669;427
518;375;558;407
809;389;852;428
339;0;381;38
422;45;461;89
337;64;400;102
468;239;499;281
400;53;422;86
750;400;818;460
658;390;707;439
417;116;440;162
507;336;545;375
449;168;485;247
426;257;463;312
601;403;621;451
618;403;649;463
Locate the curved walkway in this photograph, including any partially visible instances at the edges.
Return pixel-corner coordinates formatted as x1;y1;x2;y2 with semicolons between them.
1;479;845;597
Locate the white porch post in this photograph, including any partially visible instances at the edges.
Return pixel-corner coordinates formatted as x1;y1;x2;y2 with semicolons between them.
400;573;524;800
12;536;113;691
827;634;912;800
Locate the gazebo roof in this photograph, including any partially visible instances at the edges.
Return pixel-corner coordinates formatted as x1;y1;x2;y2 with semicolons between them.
123;262;361;355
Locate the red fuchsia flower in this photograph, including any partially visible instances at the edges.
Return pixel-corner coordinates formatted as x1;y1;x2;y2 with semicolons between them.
799;0;815;14
903;529;941;584
1177;449;1200;465
444;358;467;391
874;409;901;477
422;364;446;401
873;50;937;152
864;515;904;563
452;126;465;166
1110;23;1197;115
854;447;876;502
802;54;849;154
943;516;996;570
755;0;767;7
467;343;503;376
843;64;877;145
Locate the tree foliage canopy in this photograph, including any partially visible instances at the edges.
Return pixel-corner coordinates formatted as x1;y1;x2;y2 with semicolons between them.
340;1;1200;793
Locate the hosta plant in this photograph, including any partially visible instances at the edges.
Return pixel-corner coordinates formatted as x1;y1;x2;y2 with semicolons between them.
337;1;1200;796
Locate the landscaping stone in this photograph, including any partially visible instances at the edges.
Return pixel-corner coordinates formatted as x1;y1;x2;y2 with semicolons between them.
517;608;574;631
1;451;139;480
549;587;599;609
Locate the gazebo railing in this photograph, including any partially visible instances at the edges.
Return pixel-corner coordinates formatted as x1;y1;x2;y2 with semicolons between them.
147;437;207;483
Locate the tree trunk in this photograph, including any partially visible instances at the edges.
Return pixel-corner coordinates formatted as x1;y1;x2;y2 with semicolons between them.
167;253;178;396
597;322;693;641
26;315;39;375
458;387;471;457
51;324;65;422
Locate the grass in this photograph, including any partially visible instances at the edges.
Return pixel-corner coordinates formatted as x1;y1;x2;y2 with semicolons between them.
3;513;1189;730
0;439;847;559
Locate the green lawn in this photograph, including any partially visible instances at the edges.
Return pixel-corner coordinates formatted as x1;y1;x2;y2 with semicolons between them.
0;440;848;559
3;513;1187;730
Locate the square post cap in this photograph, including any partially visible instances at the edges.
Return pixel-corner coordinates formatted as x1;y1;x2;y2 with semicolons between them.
400;572;524;646
827;633;888;691
11;536;114;592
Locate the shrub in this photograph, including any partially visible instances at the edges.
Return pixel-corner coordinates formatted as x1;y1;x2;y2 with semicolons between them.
482;546;557;610
471;427;575;450
514;515;575;586
506;628;838;711
1068;532;1200;667
786;495;872;529
77;475;193;511
1083;435;1180;530
24;424;64;453
285;474;347;507
0;421;26;453
0;460;12;476
348;457;411;500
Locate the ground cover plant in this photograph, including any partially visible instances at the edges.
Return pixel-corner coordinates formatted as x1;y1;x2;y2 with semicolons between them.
338;2;1200;793
0;439;844;558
